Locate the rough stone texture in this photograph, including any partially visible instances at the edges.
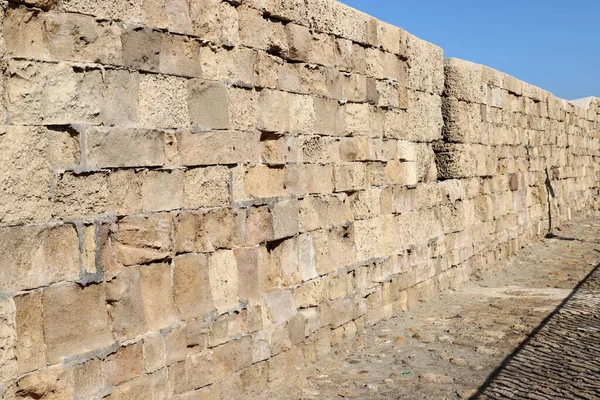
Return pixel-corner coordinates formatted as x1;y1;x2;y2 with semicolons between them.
0;0;598;396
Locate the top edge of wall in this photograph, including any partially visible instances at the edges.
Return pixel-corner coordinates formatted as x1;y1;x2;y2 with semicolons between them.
445;57;599;111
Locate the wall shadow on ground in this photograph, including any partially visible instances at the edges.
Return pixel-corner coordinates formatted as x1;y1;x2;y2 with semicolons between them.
472;259;600;399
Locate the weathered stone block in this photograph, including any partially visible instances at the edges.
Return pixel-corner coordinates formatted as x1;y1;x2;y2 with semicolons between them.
143;334;166;373
235;247;267;303
86;128;166;169
272;199;300;240
175;208;245;253
263;290;297;324
160;34;202;77
285;23;311;61
14;291;45;374
15;365;74;400
141;169;184;212
139;73;189;129
103;343;144;386
0;224;80;293
234;165;287;201
179;131;260;166
173;254;214;319
139;263;180;331
334;163;367;192
259;90;290;133
6;60;102;125
208;250;239;312
188;80;230;130
189;0;239;46
43;283;113;364
121;27;162;71
102;69;140;126
183;166;230;209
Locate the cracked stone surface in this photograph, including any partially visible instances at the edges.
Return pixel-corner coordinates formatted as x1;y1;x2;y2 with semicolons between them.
263;219;600;400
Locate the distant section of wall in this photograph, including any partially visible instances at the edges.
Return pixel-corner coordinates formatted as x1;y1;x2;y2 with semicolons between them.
0;0;598;398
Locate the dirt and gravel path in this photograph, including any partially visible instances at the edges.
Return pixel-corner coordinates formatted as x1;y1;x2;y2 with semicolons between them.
264;219;600;399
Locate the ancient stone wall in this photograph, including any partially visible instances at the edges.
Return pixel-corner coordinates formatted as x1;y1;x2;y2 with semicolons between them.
0;0;598;398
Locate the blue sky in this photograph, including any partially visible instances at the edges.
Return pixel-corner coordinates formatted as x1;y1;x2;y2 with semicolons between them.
338;0;599;100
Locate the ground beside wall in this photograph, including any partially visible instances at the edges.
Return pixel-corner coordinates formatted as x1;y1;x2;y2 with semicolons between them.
0;0;598;398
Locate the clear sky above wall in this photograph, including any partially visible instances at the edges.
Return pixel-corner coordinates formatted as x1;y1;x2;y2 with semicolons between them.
338;0;599;101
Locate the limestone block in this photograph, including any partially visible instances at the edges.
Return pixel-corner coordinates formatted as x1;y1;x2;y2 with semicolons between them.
179;131;260;166
299;196;329;232
139;73;189;129
16;0;58;10
165;0;193;34
183;166;230;209
259;89;290;133
86;128;166;169
103;343;144;386
14;365;74;400
443;97;487;143
60;0;145;24
255;52;282;89
229;87;259;131
189;0;239;46
444;58;486;103
107;368;169;399
143;334;166;373
4;8;48;60
141;169;184;212
269;237;302;286
0;224;79;293
285;23;311;62
109;213;174;267
159;35;202;77
187;80;230;130
298;135;339;164
14;291;45;374
329;298;353;329
138;263;180;331
272;199;300;240
263;290;297;324
279;63;328;96
105;268;148;340
334;163;367;192
121;27;162;71
43;283;113;364
247;206;274;246
350;189;381;220
0;126;55;224
435;143;497;179
309;31;336;67
304;164;335;194
6;60;102;125
53;172;110;218
314;97;345;136
179;208;244;254
164;326;187;366
213;336;253;381
405;33;444;95
200;46;255;86
208;250;240;312
353;215;398;262
238;5;287;53
298;233;318;282
102;69;140;126
289;94;316;134
233;165;287;201
339;137;373;162
235;247;268;303
106;170;143;216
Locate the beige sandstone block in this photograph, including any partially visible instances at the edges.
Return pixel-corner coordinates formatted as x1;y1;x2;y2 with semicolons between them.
272;199;300;240
299;196;329;232
208;250;240;312
304;164;335;194
6;60;102;125
15;365;74;400
175;208;245;253
86;128;166;169
313;98;344;136
444;58;486;103
183;166;230;209
247;206;274;245
285;23;311;62
289;94;316;134
188;80;230;130
263;290;297;324
237;165;287;200
60;0;144;23
238;5;287;53
229;87;259;131
179;131;260;166
141;169;184;212
109;213;174;267
43;283;113;364
102;69;140;126
105;268;148;340
334;163;367;192
143;334;166;373
235;247;268;303
259;89;290;133
189;0;239;46
213;336;253;381
164;326;188;366
165;0;193;34
139;73;189;129
4;7;48;60
121;27;162;72
0;296;16;389
139;263;180;331
0;224;80;293
173;254;214;319
103;343;144;386
14;291;45;374
159;34;202;77
53;172;110;219
107;368;169;400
